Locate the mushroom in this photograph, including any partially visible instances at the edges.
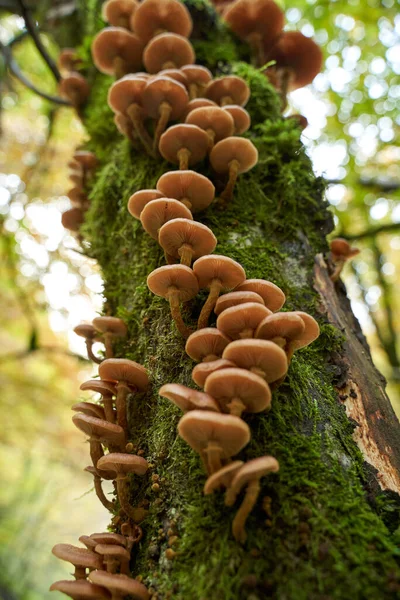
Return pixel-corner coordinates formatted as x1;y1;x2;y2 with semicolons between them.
127;189;164;219
108;75;154;155
72;402;106;420
159;124;209;169
79;536;98;550
72;413;126;464
215;290;265;315
94;544;131;575
185;328;231;362
91;27;143;78
50;580;111;599
74;151;98;172
73;323;103;364
178;410;250;474
58;48;81;73
204;460;244;495
225;456;279;543
90;533;128;547
131;0;192;44
216;302;272;339
97;453;149;521
142;76;189;151
98;359;149;430
92;317;127;359
159;218;217;267
223;0;284;65
159;383;220;413
193;255;246;329
181;64;213;99
204;367;271;417
206;75;250;107
114;113;135;141
222;339;288;382
192;358;236;388
185;106;235;149
140;198;193;240
68;187;88;209
51;544;102;580
62;207;84;232
156;170;215;212
210;137;258;202
286;114;308;130
159;68;189;86
255;312;306;359
102;0;138;28
59;73;90;107
222;105;251;135
80;379;117;423
235;279;285;312
84;466;115;512
89;570;150;600
329;237;360;282
147;264;199;339
143;33;195;74
289;311;320;356
183;98;218;119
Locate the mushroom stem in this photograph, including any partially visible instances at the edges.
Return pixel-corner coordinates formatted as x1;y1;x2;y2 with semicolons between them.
206;128;216;150
74;565;86;580
226;397;246;418
116;381;130;432
154;101;172;152
239;328;254;339
189;82;199;100
279;67;293;112
248;32;265;67
90;439;104;468
85;339;102;364
181;197;192;210
250;366;266;379
116;476;140;521
93;474;115;512
205;441;223;474
178;243;194;267
221;95;234;106
102;395;115;423
330;260;345;282
203;353;220;362
162;61;177;69
177;147;191;170
168;288;193;339
221;159;240;202
232;479;260;544
197;278;223;329
113;56;126;79
126;103;155;157
104;333;114;359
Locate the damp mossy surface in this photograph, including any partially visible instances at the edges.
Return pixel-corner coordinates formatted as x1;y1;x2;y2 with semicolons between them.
79;2;400;598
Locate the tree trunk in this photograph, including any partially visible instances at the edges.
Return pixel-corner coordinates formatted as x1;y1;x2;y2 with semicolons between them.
77;2;400;598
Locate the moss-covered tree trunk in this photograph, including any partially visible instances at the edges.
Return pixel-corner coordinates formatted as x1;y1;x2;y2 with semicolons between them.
75;2;400;598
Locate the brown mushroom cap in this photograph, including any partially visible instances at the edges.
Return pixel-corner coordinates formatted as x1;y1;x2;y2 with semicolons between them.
90;532;127;546
93;316;127;337
256;312;305;343
178;410;250;458
72;414;126;445
108;75;147;115
185;106;235;143
291;311;320;350
140;198;193;239
50;580;111;599
158;218;217;261
183;98;218;119
204;461;244;495
267;31;323;89
224;0;284;47
193;255;246;291
210;137;258;174
102;0;138;28
223;339;288;382
185;328;231;362
142;76;189;120
52;544;103;570
223;105;251;135
159;68;189;86
74;151;98;170
74;323;98;340
228;455;280;501
159;124;209;166
217;302;271;339
72;402;106;420
156;170;215;213
79;535;98;550
159;383;220;412
97;453;149;477
215;291;265;315
62;208;84;232
94;544;131;561
131;0;192;44
143;33;195;74
89;571;149;600
235;279;285;312
192;358;236;388
59;73;90;104
128;189;164;219
58;48;81;72
147;264;199;301
98;358;149;391
80;379;117;396
287;114;308;130
206;76;250;106
181;64;213;87
205;367;271;414
67;187;86;206
91;27;143;75
330;238;360;259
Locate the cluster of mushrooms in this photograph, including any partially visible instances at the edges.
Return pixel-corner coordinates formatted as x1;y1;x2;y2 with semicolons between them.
61;150;98;235
58;48;90;109
54;0;325;594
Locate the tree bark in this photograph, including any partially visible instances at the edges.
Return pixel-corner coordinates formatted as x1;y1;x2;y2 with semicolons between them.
77;2;400;598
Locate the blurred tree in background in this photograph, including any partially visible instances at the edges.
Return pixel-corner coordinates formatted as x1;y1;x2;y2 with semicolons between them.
0;0;398;597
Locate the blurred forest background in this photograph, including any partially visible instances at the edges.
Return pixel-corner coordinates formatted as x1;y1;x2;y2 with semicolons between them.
0;0;399;598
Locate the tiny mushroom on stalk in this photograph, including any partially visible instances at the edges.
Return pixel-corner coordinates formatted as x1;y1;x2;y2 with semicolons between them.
225;456;280;543
156;170;215;213
235;279;285;312
159;383;220;413
92;316;127;359
102;0;139;28
131;0;192;44
223;339;288;383
89;571;150;600
256;312;306;359
204;460;244;495
84;466;115;511
205;367;271;417
215;290;265;315
186;106;235;149
159;124;209;169
91;27;144;78
329;237;360;282
193;255;246;329
216;302;272;339
50;579;111;599
158;218;217;267
68;187;87;209
98;358;149;430
97;453;149;522
80;379;117;423
59;73;90;107
210;137;258;202
73;323;102;364
72;413;126;465
192;358;236;388
94;544;131;575
206;75;250;107
223;105;251;135
185;328;231;363
58;48;81;72
127;189;164;219
181;64;213;99
147;264;199;338
51;544;102;580
142;76;189;151
72;402;106;420
183;98;217;119
143;33;195;74
178;410;250;474
140;198;193;240
62;207;84;232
